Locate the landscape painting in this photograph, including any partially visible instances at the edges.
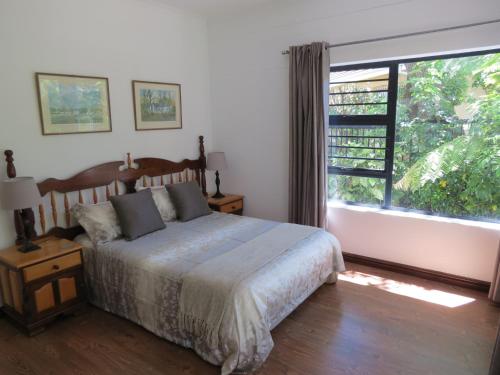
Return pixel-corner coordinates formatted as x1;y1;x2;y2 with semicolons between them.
133;81;182;130
36;73;111;135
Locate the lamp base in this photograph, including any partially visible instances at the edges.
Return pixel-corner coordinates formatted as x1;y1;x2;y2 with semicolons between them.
212;170;225;199
18;240;41;253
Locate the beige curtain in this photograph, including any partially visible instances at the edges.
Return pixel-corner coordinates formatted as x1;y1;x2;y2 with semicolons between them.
489;242;500;304
489;242;500;375
288;42;330;228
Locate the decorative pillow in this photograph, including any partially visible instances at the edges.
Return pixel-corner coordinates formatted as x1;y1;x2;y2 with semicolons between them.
166;181;211;222
110;189;166;240
137;186;176;222
71;201;122;244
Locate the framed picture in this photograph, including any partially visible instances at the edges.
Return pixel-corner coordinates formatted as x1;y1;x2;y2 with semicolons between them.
132;80;182;131
35;73;112;135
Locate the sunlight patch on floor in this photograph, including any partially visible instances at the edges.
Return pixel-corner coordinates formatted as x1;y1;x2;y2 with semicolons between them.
338;270;475;308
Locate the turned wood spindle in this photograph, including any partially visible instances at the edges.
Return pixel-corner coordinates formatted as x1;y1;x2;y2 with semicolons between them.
127;153;132;169
195;169;201;186
50;191;58;227
64;193;71;227
39;204;46;235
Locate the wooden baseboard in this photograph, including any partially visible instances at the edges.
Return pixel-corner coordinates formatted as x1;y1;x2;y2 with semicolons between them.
343;252;491;292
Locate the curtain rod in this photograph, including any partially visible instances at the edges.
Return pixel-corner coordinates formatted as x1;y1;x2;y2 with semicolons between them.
281;19;500;55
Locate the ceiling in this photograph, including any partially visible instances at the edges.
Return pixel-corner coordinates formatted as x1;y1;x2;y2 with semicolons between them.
157;0;277;17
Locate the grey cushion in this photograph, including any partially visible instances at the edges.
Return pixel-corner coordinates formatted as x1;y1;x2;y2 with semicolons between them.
166;181;211;222
110;189;166;240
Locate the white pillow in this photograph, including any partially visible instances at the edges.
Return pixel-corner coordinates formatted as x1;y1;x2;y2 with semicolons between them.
138;186;177;222
71;201;122;244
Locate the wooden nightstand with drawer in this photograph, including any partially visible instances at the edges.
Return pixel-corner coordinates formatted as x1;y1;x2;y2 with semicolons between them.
208;194;244;215
0;237;86;335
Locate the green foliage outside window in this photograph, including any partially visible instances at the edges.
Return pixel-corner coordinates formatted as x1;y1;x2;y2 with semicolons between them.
330;53;500;221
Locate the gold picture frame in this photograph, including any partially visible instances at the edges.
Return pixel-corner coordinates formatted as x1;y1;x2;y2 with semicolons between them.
36;73;112;135
132;80;182;131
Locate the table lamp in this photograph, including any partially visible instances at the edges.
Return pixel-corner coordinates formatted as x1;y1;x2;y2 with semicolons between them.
207;152;228;199
0;177;42;252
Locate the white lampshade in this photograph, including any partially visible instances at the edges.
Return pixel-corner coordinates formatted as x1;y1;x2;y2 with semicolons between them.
0;177;42;210
207;152;228;171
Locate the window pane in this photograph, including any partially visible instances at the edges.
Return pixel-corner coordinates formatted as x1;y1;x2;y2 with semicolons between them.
329;175;385;205
329;91;388;105
330;68;389;84
330;80;388;94
393;53;500;220
330;104;387;115
329;125;386;170
330;68;389;115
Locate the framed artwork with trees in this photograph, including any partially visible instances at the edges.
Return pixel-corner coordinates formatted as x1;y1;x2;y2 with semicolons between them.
132;80;182;131
36;73;112;135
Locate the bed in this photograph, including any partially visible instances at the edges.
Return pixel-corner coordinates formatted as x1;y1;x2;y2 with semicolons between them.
4;136;344;374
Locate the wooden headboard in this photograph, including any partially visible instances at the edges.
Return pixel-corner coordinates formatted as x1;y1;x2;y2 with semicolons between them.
4;136;207;242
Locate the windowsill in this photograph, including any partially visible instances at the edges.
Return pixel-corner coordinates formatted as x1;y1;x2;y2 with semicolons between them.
328;200;500;231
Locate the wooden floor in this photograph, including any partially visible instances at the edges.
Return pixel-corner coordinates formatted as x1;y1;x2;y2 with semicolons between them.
0;262;498;375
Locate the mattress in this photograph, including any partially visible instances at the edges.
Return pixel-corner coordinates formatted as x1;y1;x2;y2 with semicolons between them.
75;212;344;374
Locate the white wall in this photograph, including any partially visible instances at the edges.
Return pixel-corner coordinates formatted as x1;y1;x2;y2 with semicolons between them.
0;0;213;249
328;204;499;281
208;0;500;281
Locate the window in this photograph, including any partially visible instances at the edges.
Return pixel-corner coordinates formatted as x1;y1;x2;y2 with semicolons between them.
329;50;500;222
328;64;396;207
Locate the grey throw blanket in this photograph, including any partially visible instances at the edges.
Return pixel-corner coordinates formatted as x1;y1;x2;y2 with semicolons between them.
178;223;319;373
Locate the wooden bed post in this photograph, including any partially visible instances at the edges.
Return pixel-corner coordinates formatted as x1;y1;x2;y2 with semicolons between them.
198;136;207;196
4;150;23;243
4;150;37;243
5;150;16;178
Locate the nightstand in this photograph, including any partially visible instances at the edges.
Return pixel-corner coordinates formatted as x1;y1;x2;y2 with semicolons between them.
0;237;86;335
208;194;244;215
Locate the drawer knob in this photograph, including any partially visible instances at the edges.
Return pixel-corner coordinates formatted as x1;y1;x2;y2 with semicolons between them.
52;264;60;271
